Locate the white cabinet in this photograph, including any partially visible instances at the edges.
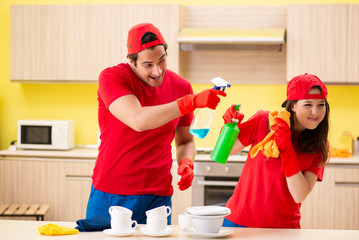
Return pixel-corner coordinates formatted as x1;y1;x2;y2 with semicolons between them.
10;4;179;83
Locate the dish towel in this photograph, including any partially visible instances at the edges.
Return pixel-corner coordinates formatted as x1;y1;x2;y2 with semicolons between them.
329;147;352;157
75;216;111;232
38;223;79;235
250;110;291;158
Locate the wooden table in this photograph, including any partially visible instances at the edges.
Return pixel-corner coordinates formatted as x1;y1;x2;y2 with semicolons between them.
1;220;359;240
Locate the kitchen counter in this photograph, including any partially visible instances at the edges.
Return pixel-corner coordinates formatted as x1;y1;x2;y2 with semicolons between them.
1;147;359;164
1;220;359;240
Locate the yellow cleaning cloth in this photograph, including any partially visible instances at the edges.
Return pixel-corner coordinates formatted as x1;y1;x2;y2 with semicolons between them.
329;147;352;158
38;223;79;236
250;110;291;158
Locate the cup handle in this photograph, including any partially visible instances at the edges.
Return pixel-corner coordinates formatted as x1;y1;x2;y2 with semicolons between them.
166;206;172;216
131;220;138;229
109;206;113;215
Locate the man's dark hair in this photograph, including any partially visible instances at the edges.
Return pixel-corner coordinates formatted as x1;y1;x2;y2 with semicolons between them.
128;32;168;67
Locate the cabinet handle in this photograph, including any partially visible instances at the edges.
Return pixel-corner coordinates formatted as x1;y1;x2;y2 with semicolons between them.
197;180;238;187
335;182;359;187
66;175;92;181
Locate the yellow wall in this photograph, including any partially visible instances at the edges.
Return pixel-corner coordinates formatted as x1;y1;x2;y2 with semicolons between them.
1;0;359;151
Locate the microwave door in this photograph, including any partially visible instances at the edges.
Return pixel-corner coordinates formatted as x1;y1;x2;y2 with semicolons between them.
21;125;52;145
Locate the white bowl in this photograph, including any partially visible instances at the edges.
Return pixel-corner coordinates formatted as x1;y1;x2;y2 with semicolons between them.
190;214;226;233
178;213;192;229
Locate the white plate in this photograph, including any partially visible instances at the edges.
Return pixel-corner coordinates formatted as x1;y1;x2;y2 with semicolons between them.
182;227;233;238
190;214;229;219
140;226;173;237
186;206;231;216
103;228;136;237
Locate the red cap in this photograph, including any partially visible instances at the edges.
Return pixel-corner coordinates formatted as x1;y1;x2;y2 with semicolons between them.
282;73;328;107
127;23;166;55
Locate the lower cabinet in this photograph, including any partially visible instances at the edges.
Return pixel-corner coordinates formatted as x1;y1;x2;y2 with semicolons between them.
0;156;191;223
301;164;359;230
0;158;94;221
171;161;192;225
333;165;359;229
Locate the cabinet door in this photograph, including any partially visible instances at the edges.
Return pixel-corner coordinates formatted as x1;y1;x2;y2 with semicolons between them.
300;166;335;229
334;165;359;230
0;159;65;220
287;4;348;83
63;161;94;221
10;5;179;83
171;161;192;225
0;158;95;221
347;5;359;83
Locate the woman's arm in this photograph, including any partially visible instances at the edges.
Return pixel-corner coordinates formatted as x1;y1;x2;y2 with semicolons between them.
286;171;318;203
230;138;246;155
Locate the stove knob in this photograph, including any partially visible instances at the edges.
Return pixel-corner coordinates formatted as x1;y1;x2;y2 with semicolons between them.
206;166;212;173
224;166;230;173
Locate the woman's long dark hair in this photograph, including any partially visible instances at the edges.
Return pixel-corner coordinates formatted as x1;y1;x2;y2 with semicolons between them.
285;98;330;165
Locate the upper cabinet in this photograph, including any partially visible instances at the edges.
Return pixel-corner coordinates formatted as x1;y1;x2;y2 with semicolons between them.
178;6;288;84
177;28;286;46
287;4;359;83
10;5;180;83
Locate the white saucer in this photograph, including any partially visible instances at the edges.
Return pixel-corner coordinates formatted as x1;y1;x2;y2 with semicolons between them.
140;226;173;237
182;227;233;238
103;228;136;237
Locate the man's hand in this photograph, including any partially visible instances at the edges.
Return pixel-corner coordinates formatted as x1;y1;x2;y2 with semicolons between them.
177;89;227;116
177;158;194;191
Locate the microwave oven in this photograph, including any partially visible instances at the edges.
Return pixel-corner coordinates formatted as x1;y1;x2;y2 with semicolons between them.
17;120;75;150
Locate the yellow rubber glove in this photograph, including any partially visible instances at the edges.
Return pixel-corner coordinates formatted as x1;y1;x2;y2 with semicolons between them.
38;223;79;236
250;110;290;158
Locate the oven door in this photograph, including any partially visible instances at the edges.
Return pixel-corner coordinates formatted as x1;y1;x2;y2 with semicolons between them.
192;176;239;206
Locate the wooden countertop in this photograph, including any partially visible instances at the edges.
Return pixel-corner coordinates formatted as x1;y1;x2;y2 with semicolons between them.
1;147;359;164
1;220;358;240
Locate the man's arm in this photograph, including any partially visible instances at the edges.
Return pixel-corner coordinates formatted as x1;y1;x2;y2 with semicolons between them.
109;94;181;132
108;89;226;132
175;126;196;164
175;126;196;191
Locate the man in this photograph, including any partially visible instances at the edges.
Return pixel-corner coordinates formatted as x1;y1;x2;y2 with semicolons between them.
86;23;226;224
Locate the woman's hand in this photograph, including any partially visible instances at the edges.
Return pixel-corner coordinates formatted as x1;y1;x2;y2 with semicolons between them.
222;104;244;124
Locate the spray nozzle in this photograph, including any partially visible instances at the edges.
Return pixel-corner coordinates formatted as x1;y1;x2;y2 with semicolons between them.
211;77;231;91
232;104;241;123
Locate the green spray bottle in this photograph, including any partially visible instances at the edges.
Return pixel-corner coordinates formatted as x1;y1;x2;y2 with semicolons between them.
210;104;241;164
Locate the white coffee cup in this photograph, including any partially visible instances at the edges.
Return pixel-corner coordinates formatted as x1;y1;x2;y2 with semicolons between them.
146;217;167;233
109;206;137;233
178;213;192;229
145;205;171;219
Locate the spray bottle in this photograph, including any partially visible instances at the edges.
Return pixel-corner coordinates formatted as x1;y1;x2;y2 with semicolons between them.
189;77;231;139
210;104;241;164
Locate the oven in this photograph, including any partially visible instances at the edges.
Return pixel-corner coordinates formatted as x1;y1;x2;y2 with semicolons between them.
192;160;245;206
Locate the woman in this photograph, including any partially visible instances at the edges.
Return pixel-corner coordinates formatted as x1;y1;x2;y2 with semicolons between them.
222;73;330;229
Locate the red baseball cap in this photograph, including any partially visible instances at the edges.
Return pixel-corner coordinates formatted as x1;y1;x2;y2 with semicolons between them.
127;23;166;55
282;73;328;107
